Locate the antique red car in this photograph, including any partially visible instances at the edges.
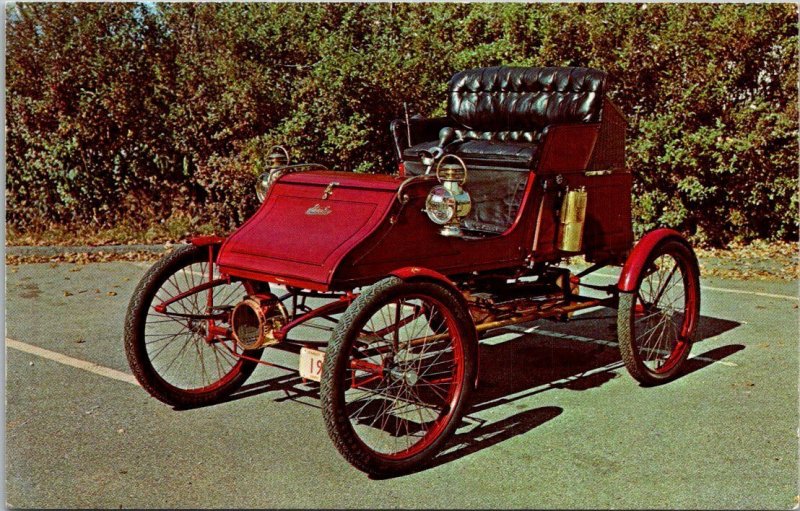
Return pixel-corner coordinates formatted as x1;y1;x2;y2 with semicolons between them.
124;66;701;477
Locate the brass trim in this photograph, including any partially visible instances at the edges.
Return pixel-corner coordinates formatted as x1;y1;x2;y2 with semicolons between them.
584;169;613;177
435;154;468;184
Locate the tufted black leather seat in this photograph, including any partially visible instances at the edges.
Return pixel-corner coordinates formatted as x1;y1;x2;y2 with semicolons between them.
392;66;618;235
396;66;606;171
448;66;605;131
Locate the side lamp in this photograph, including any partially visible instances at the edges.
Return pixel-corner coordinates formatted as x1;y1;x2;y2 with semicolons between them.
256;145;290;201
424;154;472;237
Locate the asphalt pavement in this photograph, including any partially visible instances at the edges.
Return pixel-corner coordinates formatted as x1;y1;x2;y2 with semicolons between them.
5;259;799;509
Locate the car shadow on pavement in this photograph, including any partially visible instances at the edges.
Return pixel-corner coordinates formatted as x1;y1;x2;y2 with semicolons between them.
386;309;744;477
469;308;742;410
369;405;564;479
217;308;743;412
180;307;744;475
218;372;322;409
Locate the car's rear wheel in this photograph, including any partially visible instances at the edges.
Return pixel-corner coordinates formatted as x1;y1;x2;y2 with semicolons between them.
618;240;700;385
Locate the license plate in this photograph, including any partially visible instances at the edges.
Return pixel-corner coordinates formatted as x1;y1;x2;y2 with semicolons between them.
299;347;325;382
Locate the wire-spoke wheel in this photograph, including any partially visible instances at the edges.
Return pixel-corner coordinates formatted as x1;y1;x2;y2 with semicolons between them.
321;277;476;477
618;240;701;385
124;245;266;407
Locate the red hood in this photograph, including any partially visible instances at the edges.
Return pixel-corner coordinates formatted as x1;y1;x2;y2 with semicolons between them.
216;170;403;290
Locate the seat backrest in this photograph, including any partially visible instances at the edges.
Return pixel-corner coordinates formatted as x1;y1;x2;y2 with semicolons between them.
448;66;607;139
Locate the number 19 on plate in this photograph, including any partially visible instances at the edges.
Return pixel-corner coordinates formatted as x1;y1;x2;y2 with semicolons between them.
299;347;325;382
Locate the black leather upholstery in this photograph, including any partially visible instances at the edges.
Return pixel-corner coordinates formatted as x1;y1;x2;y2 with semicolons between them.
394;66;608;234
448;67;606;132
397;67;606;170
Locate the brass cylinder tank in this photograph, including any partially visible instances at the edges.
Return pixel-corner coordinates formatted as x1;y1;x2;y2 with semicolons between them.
557;187;588;252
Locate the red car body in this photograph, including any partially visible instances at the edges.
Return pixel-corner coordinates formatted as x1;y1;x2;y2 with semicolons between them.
217;124;632;292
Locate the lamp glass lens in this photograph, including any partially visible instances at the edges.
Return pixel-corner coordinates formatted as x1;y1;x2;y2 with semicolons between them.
425;186;455;225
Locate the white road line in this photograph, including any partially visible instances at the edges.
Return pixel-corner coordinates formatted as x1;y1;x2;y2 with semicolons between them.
6;338;140;387
695;285;798;301
591;272;798;301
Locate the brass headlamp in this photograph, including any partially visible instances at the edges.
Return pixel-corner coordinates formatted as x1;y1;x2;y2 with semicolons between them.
256;145;290;201
424;154;472;237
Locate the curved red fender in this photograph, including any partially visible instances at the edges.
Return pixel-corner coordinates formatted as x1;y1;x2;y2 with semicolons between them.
388;266;468;310
388;266;480;389
191;235;226;247
618;228;691;292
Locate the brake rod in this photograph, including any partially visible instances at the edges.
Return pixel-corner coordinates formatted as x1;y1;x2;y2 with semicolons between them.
390;296;606;348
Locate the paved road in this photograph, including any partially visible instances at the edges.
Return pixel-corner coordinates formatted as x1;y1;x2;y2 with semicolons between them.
5;260;799;509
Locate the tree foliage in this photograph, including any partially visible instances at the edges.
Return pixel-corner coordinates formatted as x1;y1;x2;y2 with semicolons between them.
6;3;798;244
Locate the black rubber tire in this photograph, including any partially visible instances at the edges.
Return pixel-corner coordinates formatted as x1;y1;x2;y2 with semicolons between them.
124;244;264;407
617;240;701;385
320;277;477;477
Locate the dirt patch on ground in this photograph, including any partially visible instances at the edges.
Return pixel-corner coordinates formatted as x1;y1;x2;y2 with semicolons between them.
6;250;168;266
694;241;798;282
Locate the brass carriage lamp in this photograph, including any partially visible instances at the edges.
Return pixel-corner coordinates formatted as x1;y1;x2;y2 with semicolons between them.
424;154;472;237
256;145;290;201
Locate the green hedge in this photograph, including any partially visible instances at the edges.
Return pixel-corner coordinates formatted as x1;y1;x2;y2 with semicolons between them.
6;3;798;244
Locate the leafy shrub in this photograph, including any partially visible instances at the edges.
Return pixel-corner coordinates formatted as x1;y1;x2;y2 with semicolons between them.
6;3;798;245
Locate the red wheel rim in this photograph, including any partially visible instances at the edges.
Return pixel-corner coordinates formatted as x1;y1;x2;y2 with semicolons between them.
143;258;253;393
633;251;698;374
342;294;465;460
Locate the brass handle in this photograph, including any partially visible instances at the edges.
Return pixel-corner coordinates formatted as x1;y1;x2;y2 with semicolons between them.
435;154;468;185
321;181;339;200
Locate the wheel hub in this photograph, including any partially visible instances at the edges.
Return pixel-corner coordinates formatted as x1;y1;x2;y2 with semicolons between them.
388;366;419;386
389;349;420;385
187;320;206;336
